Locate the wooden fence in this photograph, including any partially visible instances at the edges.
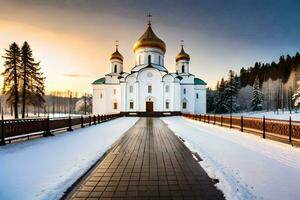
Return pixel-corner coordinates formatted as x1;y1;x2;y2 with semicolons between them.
183;114;300;145
0;114;121;145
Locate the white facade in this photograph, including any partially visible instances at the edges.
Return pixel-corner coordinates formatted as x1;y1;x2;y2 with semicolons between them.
93;23;206;115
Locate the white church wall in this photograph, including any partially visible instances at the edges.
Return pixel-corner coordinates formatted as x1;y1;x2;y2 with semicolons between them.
163;75;174;111
105;75;120;84
135;47;164;66
110;59;123;74
176;60;189;74
137;68;163;111
173;81;181;111
181;84;195;114
93;85;106;115
103;85;121;114
195;85;206;114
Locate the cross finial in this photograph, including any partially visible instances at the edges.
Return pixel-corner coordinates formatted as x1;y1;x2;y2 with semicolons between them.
181;40;184;48
115;40;119;51
147;12;152;26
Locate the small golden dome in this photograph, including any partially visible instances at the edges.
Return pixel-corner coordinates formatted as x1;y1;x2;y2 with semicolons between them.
110;48;123;61
176;46;190;62
133;25;166;53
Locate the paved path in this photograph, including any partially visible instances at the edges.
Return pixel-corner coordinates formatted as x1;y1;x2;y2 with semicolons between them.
66;118;224;200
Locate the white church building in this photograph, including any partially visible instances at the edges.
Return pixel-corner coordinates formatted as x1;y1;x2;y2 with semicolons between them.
92;20;206;115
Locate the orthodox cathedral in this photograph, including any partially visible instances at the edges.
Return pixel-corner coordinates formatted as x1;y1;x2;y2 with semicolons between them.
92;19;206;115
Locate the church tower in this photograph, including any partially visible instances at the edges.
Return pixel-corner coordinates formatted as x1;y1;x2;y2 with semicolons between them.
132;13;167;72
110;41;123;74
176;41;190;74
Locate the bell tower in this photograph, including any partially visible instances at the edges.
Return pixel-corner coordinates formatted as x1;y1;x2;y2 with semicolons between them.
176;40;190;74
110;40;123;74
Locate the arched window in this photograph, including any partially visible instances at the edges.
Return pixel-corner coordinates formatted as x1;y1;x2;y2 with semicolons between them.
129;85;133;93
148;55;151;64
100;93;103;99
182;102;187;109
183;88;186;94
196;93;199;99
165;85;169;93
159;55;161;65
182;65;185;73
129;101;134;109
113;102;118;110
165;100;170;109
148;85;152;93
113;89;116;95
114;64;117;73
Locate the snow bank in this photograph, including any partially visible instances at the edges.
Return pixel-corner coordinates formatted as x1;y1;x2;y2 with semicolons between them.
162;116;300;200
228;110;300;121
0;117;139;200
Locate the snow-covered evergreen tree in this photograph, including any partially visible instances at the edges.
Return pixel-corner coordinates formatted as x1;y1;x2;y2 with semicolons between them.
214;70;240;113
292;82;300;108
251;76;263;111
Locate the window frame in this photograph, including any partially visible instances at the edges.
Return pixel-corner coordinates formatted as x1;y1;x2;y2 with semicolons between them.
113;102;118;110
182;102;187;109
129;85;133;93
129;101;134;109
148;85;152;93
165;85;169;93
165;101;170;109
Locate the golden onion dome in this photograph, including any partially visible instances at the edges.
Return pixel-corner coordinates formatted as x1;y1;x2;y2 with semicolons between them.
133;25;166;53
176;46;190;62
110;47;123;61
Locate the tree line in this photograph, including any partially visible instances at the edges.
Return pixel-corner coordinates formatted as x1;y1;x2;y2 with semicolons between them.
208;52;300;114
2;42;45;118
239;52;300;87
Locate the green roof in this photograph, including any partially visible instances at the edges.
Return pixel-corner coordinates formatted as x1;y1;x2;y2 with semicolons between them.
93;77;105;84
194;78;206;85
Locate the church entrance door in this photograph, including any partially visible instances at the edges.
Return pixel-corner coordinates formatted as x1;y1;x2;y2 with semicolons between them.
146;101;154;112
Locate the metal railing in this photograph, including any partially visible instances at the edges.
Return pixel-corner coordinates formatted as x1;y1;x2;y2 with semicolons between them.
0;113;121;145
183;114;300;145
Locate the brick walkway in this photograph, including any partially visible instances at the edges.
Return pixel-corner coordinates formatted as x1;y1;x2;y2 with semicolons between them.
66;118;224;200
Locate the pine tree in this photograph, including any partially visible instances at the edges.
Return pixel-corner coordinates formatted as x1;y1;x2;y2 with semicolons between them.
20;41;45;118
251;76;263;111
292;83;300;108
2;42;21;118
223;70;239;113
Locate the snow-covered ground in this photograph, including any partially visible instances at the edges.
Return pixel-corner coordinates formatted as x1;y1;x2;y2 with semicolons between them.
228;110;300;121
162;116;300;200
0;117;139;200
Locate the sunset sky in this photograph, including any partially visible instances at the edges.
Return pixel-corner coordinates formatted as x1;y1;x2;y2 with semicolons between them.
0;0;299;94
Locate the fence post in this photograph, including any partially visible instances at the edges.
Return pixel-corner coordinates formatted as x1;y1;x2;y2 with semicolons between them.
241;116;243;132
221;115;223;127
200;114;202;121
89;115;91;126
67;116;73;131
93;115;96;125
0;119;5;146
289;116;292;144
43;117;52;136
81;115;85;128
262;116;266;139
214;115;216;125
97;114;100;123
208;115;210;124
230;114;232;128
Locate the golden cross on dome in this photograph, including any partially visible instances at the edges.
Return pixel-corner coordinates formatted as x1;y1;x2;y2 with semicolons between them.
115;40;119;51
147;12;152;26
181;40;184;48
